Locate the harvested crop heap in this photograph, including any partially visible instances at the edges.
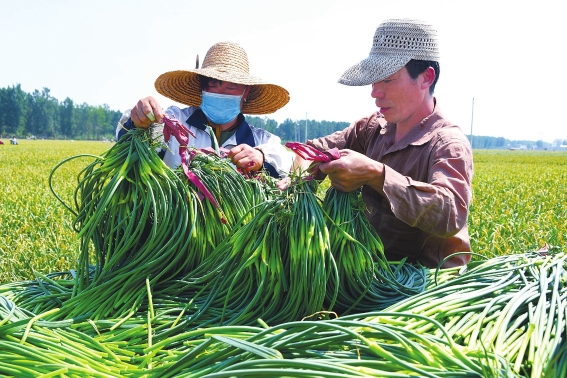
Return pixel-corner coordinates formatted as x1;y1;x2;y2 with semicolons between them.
0;120;565;377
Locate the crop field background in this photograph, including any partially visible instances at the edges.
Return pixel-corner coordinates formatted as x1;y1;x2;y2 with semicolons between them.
1;140;566;283
0;140;109;283
468;150;567;256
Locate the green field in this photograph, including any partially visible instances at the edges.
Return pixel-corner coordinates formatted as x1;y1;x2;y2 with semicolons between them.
1;140;566;283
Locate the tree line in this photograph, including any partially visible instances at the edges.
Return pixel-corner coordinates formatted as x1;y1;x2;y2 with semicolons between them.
247;117;551;150
246;116;350;143
0;84;122;140
468;135;552;150
0;84;548;149
0;84;350;142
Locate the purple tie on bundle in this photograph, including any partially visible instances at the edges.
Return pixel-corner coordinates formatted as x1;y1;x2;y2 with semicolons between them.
285;142;340;180
162;115;227;223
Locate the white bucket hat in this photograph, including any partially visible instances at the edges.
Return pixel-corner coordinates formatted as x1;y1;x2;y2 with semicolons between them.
154;41;290;115
339;19;440;86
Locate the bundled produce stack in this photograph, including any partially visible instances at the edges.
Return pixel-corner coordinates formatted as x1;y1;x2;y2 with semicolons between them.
0;122;565;377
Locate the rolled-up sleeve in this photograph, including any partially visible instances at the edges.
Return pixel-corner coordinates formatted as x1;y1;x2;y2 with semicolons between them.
382;136;473;237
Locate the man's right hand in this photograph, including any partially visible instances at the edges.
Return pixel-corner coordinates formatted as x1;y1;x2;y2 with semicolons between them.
131;96;166;128
319;149;385;194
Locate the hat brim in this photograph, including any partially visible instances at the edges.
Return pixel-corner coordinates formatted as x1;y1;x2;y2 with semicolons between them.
155;69;290;115
338;55;412;86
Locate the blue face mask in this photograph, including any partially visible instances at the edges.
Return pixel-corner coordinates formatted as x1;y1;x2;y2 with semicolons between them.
200;90;244;125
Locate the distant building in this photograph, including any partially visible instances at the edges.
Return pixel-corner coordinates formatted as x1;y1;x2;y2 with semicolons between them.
552;139;567;149
508;144;527;150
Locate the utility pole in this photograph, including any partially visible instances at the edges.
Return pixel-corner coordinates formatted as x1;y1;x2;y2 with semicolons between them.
305;112;308;142
470;97;475;149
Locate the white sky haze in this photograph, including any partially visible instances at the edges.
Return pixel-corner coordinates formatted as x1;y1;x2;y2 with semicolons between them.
1;0;565;142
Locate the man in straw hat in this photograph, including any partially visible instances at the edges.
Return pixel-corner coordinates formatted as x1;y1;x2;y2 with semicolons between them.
290;19;473;268
116;41;293;177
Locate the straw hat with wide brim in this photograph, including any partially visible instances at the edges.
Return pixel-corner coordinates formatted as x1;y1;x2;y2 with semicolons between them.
339;19;440;86
154;41;290;115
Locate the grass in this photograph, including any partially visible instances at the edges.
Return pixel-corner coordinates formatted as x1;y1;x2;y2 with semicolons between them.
1;141;566;283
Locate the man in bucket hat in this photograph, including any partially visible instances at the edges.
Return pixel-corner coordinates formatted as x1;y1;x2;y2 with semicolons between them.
293;19;473;268
116;41;293;178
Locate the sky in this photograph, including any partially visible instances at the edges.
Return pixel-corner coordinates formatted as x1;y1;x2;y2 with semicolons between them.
1;0;565;143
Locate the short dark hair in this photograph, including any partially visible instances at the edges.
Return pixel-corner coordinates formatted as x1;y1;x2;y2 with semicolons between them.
405;60;440;95
198;75;223;91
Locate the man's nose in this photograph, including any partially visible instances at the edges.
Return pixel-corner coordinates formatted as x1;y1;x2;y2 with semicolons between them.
371;84;385;99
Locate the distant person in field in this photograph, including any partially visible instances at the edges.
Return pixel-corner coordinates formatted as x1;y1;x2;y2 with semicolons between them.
116;41;294;178
289;19;474;268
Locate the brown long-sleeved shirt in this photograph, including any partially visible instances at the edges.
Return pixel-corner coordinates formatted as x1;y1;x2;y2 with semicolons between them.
308;105;473;268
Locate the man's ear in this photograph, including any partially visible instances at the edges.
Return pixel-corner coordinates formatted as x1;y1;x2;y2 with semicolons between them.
421;67;436;90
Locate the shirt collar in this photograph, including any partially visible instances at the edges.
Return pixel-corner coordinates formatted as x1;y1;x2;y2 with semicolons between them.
186;109;254;147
